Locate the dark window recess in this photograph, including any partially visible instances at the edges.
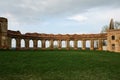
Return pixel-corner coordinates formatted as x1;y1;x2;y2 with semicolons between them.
111;36;115;40
103;40;107;46
112;44;115;50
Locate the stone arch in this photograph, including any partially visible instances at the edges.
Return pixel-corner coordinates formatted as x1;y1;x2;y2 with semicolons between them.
102;40;107;50
86;40;90;50
46;40;50;48
21;39;25;48
29;39;33;48
94;40;98;49
62;40;66;48
103;40;107;46
70;40;74;48
11;38;16;48
53;40;58;48
78;40;82;49
38;40;42;48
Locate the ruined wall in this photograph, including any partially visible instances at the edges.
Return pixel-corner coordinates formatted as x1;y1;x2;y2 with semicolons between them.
7;30;107;50
0;17;108;51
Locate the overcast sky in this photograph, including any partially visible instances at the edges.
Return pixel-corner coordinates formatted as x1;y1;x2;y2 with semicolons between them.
0;0;120;34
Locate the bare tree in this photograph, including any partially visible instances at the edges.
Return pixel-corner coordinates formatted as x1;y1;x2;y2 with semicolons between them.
100;25;109;46
101;25;109;33
101;20;120;33
115;21;120;29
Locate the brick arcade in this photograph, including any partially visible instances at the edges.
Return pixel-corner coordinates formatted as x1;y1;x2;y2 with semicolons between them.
0;17;120;52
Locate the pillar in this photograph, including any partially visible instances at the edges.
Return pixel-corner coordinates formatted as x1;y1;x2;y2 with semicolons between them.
8;37;11;49
42;40;45;50
107;35;112;51
58;40;61;50
33;40;38;50
16;38;21;50
50;39;54;50
74;39;78;50
98;39;103;50
66;40;70;50
25;39;29;49
82;40;86;50
90;39;94;50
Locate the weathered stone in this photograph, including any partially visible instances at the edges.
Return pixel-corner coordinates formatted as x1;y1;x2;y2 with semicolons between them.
107;19;120;52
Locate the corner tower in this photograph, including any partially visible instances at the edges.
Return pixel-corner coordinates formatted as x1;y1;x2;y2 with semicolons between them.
0;17;8;49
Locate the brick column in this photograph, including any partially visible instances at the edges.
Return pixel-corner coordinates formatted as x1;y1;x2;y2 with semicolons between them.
33;40;38;50
82;40;86;50
8;37;11;49
66;40;70;50
90;39;94;50
98;39;103;50
42;40;45;50
50;39;54;50
58;40;61;50
107;35;110;51
74;39;78;50
25;39;29;50
16;38;21;50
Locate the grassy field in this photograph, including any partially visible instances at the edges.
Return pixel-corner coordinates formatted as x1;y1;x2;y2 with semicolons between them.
0;50;120;80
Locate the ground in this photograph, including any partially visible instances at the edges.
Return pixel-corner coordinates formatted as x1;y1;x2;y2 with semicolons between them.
0;50;120;80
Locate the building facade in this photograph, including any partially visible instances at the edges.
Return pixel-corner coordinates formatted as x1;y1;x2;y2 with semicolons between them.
107;19;120;52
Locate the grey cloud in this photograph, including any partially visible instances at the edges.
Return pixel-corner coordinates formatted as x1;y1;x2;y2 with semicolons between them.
0;0;120;24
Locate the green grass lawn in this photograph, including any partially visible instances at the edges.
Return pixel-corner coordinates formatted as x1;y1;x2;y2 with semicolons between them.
0;50;120;80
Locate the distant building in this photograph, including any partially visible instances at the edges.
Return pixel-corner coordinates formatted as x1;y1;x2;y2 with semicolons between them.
107;19;120;52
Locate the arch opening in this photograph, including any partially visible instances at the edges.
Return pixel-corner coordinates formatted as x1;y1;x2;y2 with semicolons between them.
11;38;16;49
21;39;25;48
62;40;66;48
78;40;82;49
46;40;50;48
38;40;42;48
86;40;90;50
29;40;33;48
53;40;58;49
94;40;98;50
70;40;74;49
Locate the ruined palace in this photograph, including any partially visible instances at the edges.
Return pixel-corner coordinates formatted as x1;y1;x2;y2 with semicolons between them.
0;17;120;52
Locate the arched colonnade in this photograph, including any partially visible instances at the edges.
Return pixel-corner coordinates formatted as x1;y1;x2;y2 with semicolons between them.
7;30;107;50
